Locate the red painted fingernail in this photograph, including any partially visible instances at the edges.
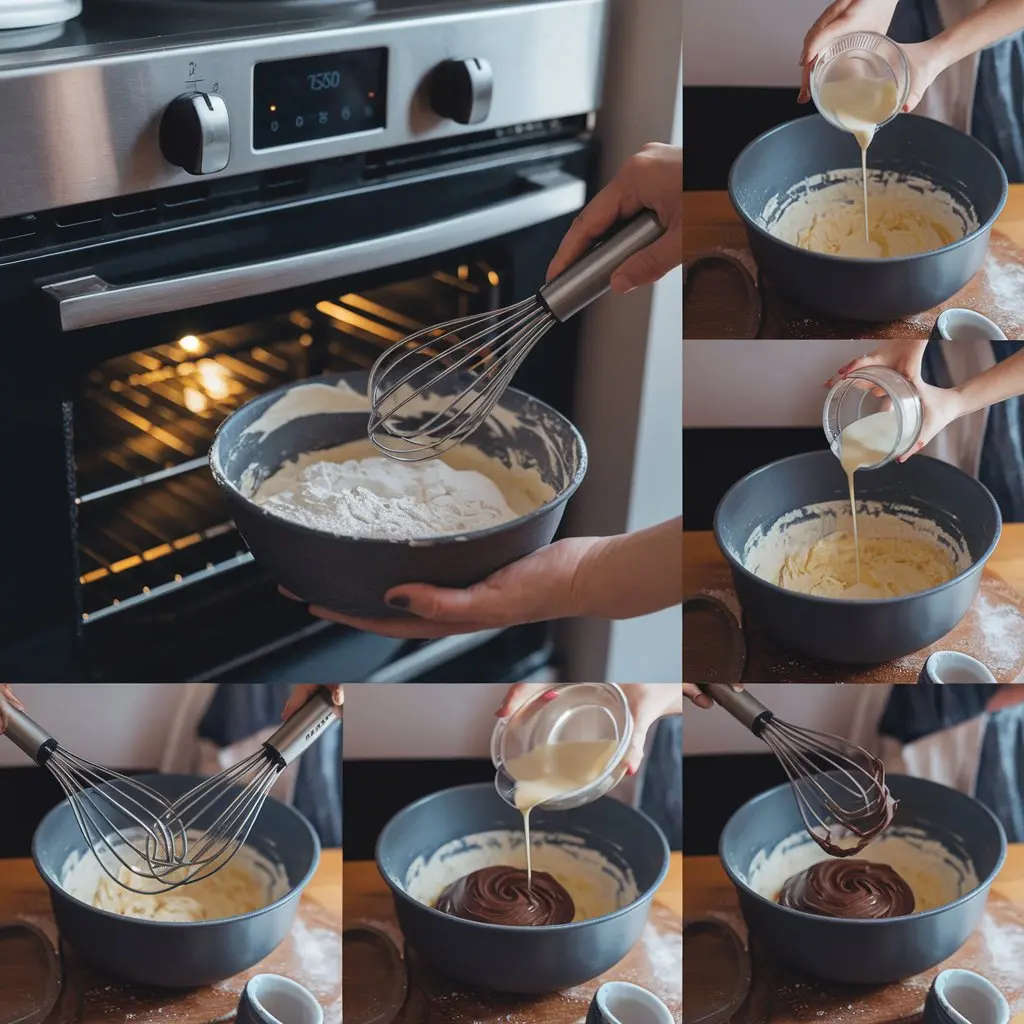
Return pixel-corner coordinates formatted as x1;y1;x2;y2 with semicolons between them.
542;690;559;702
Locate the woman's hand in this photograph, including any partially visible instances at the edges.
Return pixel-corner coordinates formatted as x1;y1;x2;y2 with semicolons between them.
289;518;682;640
282;684;344;721
547;143;682;293
497;684;684;775
797;0;949;112
825;341;964;460
798;0;901;103
0;684;24;736
683;684;713;710
288;536;600;639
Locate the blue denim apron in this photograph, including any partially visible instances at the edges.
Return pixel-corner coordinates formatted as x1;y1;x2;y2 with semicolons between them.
890;0;1024;181
880;684;1024;841
198;683;342;848
640;715;682;852
921;340;1024;521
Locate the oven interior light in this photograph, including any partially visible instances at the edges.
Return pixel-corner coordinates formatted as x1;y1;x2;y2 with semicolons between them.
270;104;277;112
457;265;469;281
178;334;203;354
487;270;500;286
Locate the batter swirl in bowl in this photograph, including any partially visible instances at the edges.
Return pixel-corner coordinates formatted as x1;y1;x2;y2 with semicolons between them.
778;860;915;919
435;866;575;926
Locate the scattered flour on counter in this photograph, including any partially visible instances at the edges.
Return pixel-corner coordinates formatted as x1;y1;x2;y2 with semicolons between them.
255;454;519;540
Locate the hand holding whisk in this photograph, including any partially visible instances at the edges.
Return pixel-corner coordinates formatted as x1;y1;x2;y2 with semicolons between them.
702;684;896;856
367;209;666;461
0;690;189;894
142;687;340;890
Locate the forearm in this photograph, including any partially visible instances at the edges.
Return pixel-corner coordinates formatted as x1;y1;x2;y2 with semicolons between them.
575;518;683;619
953;349;1024;417
932;0;1024;67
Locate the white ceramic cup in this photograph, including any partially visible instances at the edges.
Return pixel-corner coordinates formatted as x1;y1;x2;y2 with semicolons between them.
919;651;999;686
924;969;1010;1024
931;308;1007;342
586;981;675;1024
237;974;324;1024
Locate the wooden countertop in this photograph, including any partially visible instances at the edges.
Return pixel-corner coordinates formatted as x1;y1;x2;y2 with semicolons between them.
344;851;683;918
684;521;1024;596
684;846;1024;1024
0;847;342;917
683;183;1024;257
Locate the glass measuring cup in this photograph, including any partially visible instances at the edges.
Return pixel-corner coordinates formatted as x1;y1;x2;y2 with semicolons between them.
490;683;633;812
822;366;922;469
810;32;910;137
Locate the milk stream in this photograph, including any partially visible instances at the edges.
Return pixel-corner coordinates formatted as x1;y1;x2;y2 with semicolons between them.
838;408;900;582
505;739;619;887
817;76;899;243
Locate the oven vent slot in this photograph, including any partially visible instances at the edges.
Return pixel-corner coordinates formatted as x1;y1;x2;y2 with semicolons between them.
364;115;589;176
0;157;364;260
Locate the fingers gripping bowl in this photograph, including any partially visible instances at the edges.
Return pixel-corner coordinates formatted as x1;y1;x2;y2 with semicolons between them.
720;774;1007;984
713;451;1002;663
728;114;1008;321
209;371;587;617
32;773;320;988
375;783;670;993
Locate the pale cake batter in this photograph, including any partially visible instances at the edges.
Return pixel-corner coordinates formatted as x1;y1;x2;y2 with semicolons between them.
817;74;899;241
763;170;973;258
60;834;288;922
743;499;969;601
777;530;957;598
837;408;901;582
505;739;619;885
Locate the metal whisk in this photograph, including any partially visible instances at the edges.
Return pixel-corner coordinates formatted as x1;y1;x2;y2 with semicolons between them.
144;687;340;889
1;692;189;894
367;210;666;461
703;685;896;856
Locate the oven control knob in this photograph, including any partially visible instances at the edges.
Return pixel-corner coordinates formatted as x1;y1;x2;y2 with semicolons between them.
160;92;230;175
428;58;493;125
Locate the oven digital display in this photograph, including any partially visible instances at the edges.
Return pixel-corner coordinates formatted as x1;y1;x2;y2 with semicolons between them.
252;48;388;150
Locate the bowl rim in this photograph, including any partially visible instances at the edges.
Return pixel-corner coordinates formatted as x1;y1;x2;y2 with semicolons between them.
374;781;672;934
31;772;322;929
712;450;1003;606
727;113;1009;265
718;773;1008;925
208;371;589;548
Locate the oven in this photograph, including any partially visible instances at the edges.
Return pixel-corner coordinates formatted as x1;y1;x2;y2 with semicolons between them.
0;0;608;682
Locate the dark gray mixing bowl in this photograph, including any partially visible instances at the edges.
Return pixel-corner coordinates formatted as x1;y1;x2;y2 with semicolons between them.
32;773;320;988
376;783;670;993
720;774;1006;984
210;371;586;617
728;114;1008;321
714;451;1001;663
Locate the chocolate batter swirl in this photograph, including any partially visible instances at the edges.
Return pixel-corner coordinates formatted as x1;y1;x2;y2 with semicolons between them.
778;860;915;919
435;866;575;926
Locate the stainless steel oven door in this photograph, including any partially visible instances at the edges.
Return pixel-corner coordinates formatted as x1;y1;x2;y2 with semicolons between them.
42;170;584;331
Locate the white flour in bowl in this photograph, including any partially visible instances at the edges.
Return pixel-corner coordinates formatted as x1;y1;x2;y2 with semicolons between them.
255;451;519;540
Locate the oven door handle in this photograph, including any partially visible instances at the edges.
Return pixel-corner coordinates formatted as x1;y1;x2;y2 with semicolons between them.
39;170;587;332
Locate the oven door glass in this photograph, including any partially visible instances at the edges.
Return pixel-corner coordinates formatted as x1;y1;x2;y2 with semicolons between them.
51;156;588;682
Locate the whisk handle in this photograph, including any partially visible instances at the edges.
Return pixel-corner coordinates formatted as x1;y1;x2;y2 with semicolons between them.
700;684;773;736
0;696;57;765
264;687;340;767
539;210;665;321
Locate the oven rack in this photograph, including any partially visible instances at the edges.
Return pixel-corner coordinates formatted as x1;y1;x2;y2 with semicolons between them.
74;268;500;620
75;318;315;501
